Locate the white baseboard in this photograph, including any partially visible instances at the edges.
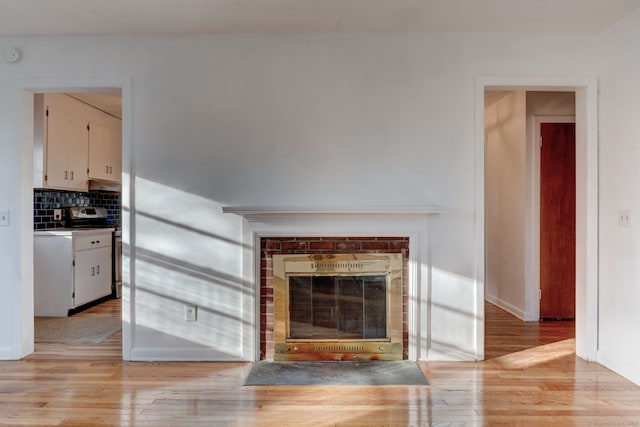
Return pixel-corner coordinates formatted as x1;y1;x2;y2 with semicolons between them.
485;294;526;320
0;347;19;360
598;350;640;386
426;345;477;361
130;346;251;362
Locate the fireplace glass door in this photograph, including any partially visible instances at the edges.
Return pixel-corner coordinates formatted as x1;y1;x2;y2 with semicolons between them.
288;275;387;340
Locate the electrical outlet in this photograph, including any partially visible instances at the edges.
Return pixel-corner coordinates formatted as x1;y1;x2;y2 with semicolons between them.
185;304;197;321
0;210;8;226
53;209;62;221
618;209;632;227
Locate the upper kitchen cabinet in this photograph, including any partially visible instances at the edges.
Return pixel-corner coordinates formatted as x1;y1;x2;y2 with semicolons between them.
33;93;89;191
88;110;121;184
33;93;122;191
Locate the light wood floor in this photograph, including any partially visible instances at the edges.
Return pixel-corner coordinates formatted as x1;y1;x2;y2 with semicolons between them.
2;301;639;426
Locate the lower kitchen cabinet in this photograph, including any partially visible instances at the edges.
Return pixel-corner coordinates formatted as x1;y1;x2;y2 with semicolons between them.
34;228;114;317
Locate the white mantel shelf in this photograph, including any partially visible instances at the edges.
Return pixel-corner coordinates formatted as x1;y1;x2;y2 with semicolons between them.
221;205;443;222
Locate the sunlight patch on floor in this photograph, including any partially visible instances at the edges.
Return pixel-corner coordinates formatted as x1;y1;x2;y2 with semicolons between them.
489;338;576;370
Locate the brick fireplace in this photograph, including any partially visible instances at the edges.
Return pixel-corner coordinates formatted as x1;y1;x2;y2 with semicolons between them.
221;204;440;361
260;236;410;360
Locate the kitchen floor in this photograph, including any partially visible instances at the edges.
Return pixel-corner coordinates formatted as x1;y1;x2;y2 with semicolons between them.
31;297;122;360
74;297;121;318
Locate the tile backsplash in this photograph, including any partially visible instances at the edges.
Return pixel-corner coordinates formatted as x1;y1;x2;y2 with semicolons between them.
33;189;121;230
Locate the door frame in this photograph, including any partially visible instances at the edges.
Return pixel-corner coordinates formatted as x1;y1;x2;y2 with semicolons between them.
475;76;598;361
13;77;132;359
529;116;576;321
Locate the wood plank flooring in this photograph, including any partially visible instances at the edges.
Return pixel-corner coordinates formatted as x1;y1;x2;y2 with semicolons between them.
484;302;576;360
1;300;639;425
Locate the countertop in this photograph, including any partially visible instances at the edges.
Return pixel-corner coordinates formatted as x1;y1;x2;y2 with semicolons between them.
34;227;115;236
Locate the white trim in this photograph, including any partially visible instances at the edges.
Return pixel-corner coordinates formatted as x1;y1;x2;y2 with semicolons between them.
575;84;599;361
19;90;35;358
223;205;442;221
0;347;15;360
120;81;134;361
476;75;599;362
237;216;435;361
485;294;527;321
474;78;486;361
129;347;244;362
597;351;640;386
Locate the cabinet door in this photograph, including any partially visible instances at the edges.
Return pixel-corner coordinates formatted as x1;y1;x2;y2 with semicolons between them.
88;121;121;182
66;115;89;190
109;123;122;180
45;105;74;189
74;247;112;307
34;234;75;317
45;98;89;191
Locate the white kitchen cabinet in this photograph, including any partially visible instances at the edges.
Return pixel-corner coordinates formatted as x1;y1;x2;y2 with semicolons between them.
33;92;122;190
34;229;113;317
88;115;122;183
33;93;89;191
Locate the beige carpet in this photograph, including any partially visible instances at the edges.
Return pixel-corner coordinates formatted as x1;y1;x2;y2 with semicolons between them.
34;316;121;344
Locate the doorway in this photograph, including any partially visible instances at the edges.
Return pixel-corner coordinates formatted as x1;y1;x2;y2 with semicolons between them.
485;92;575;322
477;77;599;362
15;81;128;360
32;90;123;356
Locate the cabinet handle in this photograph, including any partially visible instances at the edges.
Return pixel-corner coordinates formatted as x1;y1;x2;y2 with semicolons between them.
96;240;100;244
91;266;95;276
64;170;68;180
105;165;109;173
70;171;74;180
96;265;100;275
109;166;113;174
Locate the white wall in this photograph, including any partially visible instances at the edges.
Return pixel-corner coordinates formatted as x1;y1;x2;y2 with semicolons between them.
526;92;575;117
485;91;527;318
0;32;599;361
597;9;640;384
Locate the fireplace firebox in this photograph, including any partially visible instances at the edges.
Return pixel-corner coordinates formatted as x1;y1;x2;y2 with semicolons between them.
273;253;403;361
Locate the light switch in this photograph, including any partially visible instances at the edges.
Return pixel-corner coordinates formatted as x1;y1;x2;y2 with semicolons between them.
618;209;632;227
0;210;8;226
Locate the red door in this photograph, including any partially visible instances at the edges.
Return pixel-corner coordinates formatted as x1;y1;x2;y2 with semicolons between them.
540;122;576;320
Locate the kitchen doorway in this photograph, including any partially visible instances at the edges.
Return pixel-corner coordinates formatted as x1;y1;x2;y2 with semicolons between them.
20;83;128;360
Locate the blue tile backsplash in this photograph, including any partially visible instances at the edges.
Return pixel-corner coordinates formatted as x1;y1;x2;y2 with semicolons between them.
33;189;121;230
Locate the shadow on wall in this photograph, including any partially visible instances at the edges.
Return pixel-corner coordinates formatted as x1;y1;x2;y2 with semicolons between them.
418;267;480;361
124;177;249;357
125;177;482;361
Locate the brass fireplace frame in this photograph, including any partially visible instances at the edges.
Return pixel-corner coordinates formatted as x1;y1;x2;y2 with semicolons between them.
273;253;403;361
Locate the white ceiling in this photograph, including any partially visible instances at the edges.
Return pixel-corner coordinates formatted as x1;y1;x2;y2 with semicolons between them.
1;0;639;36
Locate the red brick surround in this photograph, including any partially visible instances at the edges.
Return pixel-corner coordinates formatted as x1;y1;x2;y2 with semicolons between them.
260;236;410;360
